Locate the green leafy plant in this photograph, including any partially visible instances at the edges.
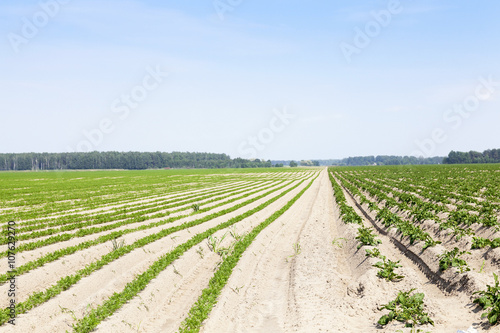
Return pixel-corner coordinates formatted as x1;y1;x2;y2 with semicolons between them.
438;247;470;272
479;260;486;273
471;236;500;249
451;225;474;241
422;234;441;250
365;248;384;259
355;226;382;249
191;203;200;212
285;243;302;263
473;273;500;325
378;289;434;328
373;258;404;282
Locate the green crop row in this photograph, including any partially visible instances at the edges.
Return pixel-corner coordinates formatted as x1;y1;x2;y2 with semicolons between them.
0;178;295;281
0;175;313;326
69;174;317;332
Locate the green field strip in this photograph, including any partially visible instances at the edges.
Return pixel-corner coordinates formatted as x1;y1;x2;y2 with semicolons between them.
0;174;314;326
3;179;256;230
176;174;317;333
0;178;292;261
0;179;299;282
330;170;440;249
0;170;293;221
338;171;499;232
8;179;265;236
5;178;242;224
0;170;307;224
2;181;278;243
71;173;318;333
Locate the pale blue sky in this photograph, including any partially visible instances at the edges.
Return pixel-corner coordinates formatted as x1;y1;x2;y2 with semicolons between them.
1;0;499;160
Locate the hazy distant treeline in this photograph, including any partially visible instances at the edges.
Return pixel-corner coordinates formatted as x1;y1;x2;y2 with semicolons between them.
0;152;273;171
443;149;500;164
273;155;444;167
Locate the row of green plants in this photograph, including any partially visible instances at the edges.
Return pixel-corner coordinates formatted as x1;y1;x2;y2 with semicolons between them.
367;173;499;235
339;169;500;249
331;166;500;327
328;172;362;224
0;175;314;326
0;168;310;224
0;170;231;221
0;178;299;283
8;178;260;234
356;168;499;233
332;171;441;250
329;172;434;329
70;175;318;332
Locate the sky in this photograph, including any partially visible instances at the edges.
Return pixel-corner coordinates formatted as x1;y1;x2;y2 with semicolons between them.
1;0;500;160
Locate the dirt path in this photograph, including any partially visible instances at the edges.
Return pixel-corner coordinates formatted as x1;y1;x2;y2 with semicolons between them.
200;169;340;332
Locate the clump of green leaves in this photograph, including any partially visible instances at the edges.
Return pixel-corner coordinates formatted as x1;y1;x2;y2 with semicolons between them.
365;248;384;259
356;226;382;249
191;203;200;212
471;236;500;250
373;258;404;282
422;233;441;250
285;243;302;262
438;247;470;273
451;225;474;241
473;273;500;325
471;236;491;249
378;289;434;328
229;226;244;242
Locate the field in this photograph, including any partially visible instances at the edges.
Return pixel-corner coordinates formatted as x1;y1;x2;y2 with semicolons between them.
0;165;499;332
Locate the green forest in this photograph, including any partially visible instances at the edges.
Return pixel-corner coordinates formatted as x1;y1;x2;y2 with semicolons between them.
0;152;273;171
1;149;499;171
443;149;500;164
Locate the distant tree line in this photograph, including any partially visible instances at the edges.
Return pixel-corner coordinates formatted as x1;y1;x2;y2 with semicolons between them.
272;155;443;167
443;149;500;164
0;152;273;171
340;155;444;166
